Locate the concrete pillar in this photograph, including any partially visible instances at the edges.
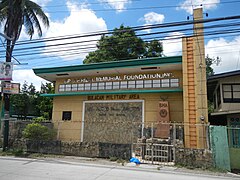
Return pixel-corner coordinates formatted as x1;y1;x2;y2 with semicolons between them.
182;8;208;149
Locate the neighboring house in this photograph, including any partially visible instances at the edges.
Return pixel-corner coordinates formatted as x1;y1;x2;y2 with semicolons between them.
208;70;240;127
208;70;240;170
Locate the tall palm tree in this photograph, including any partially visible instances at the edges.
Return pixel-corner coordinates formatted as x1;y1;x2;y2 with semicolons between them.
0;0;49;151
0;0;49;62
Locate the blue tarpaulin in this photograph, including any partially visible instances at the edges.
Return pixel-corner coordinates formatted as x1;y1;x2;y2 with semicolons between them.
130;157;141;164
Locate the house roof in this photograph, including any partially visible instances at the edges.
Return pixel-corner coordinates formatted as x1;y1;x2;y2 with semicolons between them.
33;56;182;82
208;70;240;81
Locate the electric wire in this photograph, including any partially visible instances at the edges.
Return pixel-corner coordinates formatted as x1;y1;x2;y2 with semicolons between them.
2;19;240;58
0;14;239;69
9;14;240;46
42;0;240;13
4;26;240;58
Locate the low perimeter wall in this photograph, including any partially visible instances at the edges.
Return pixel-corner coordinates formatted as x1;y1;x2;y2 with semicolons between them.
13;139;131;159
175;148;214;169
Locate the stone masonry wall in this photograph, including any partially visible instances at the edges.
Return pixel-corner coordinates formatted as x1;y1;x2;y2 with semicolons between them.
61;142;99;157
175;148;214;169
98;142;131;159
13;140;131;159
26;140;61;154
1;120;53;148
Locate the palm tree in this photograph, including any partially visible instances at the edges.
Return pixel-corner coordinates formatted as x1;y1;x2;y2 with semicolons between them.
0;0;49;151
0;0;49;62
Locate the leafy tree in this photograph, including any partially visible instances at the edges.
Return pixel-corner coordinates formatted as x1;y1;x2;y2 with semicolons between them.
206;55;221;77
28;83;36;96
11;93;29;118
11;81;30;118
0;0;49;62
83;25;163;64
144;40;163;57
35;83;54;119
10;82;54;119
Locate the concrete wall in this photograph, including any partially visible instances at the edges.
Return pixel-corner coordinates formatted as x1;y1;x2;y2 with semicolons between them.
52;92;183;142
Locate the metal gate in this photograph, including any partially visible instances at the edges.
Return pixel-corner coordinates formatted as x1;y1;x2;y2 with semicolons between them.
132;123;185;165
132;141;174;165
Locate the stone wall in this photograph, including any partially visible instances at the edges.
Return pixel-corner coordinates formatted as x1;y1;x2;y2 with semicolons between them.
61;142;99;157
21;140;131;159
26;140;61;154
98;142;131;159
12;138;27;150
175;148;214;169
1;120;53;148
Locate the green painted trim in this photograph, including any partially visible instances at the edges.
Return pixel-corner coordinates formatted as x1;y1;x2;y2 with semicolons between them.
34;56;182;75
41;88;183;97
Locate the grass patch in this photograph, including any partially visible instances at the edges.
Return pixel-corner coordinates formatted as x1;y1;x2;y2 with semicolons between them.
0;149;29;157
109;157;118;161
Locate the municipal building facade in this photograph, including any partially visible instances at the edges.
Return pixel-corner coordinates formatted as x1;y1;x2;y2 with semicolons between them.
34;8;208;149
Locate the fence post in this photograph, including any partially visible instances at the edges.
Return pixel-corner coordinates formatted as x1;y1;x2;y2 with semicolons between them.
206;123;210;149
151;122;154;164
173;123;176;163
131;120;134;158
57;121;60;140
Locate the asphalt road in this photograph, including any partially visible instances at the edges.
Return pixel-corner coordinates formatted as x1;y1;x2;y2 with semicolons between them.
0;157;237;180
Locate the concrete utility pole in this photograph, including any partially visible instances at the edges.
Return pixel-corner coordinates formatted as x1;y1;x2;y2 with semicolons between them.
3;0;13;151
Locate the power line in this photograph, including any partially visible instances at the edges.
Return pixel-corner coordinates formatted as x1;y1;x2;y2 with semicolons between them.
0;19;238;60
42;0;240;13
10;14;240;47
5;25;240;58
6;28;240;59
0;14;238;68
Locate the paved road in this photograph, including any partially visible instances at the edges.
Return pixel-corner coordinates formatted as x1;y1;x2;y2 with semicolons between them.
0;157;237;180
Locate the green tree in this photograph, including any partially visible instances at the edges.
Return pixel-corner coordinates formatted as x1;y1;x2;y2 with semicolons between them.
0;0;49;62
83;25;163;64
11;81;31;118
206;55;221;77
144;40;163;57
11;82;54;119
11;93;29;118
35;82;54;119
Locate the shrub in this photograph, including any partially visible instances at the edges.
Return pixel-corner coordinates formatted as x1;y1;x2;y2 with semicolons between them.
33;117;48;123
23;123;56;141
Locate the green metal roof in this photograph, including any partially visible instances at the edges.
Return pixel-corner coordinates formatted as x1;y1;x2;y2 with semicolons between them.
41;88;183;97
33;56;182;75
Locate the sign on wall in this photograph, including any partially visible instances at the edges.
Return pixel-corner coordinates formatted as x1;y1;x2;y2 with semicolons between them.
0;62;13;81
155;101;170;138
3;82;20;94
64;72;174;84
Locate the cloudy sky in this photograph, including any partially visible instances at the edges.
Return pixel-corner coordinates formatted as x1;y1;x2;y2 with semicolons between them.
0;0;239;90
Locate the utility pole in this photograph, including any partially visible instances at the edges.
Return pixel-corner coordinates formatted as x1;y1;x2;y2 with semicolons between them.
3;0;13;151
